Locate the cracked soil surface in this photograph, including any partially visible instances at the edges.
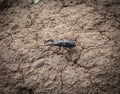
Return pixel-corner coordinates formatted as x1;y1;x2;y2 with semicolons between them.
0;0;120;94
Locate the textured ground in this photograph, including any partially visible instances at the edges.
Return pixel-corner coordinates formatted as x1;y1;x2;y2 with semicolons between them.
0;0;120;94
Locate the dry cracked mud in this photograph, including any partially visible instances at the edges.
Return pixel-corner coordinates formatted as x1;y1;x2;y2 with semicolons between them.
0;0;120;94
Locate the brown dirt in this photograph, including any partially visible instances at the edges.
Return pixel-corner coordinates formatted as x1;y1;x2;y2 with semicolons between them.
0;0;120;94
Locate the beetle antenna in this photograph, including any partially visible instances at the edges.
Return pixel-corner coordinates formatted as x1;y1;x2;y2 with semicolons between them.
46;30;54;39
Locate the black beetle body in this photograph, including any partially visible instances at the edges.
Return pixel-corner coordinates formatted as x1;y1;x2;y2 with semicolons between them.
52;39;76;48
44;39;76;48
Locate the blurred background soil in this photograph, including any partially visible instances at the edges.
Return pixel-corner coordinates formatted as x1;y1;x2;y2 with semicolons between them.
0;0;120;94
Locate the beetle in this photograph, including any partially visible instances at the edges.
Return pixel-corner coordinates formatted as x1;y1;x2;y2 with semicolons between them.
44;39;76;49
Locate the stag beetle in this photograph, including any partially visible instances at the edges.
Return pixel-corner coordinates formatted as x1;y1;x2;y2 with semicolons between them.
44;39;76;49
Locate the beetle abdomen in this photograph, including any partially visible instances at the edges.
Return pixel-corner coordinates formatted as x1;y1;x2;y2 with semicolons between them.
63;41;76;48
55;39;76;48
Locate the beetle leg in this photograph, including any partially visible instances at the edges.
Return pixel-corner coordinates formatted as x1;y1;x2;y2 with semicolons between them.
63;47;69;51
44;39;53;46
57;46;61;52
44;39;53;43
45;44;54;46
59;46;61;50
53;46;61;54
